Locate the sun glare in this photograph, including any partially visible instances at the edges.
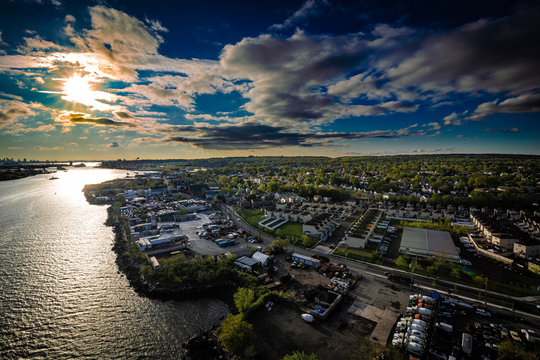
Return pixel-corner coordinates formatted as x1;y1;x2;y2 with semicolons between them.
63;75;93;103
60;74;115;111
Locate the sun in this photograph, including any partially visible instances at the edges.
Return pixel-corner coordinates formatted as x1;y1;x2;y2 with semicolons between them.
63;75;94;104
60;74;116;111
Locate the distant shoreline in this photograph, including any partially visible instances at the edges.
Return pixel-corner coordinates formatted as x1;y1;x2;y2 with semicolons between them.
0;169;49;181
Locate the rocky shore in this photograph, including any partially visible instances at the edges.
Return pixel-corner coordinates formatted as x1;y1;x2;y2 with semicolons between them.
93;199;234;359
110;219;235;303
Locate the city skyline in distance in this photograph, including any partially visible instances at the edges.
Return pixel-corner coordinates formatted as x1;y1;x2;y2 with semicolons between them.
1;0;539;160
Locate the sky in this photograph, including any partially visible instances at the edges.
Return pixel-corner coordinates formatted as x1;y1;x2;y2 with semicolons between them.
0;0;539;160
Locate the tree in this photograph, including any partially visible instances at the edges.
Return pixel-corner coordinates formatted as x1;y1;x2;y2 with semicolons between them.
218;314;256;358
234;287;256;314
498;340;539;360
350;337;407;360
283;351;319;360
267;238;289;254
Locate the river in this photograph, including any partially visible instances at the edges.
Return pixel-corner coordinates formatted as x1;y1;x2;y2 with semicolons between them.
0;166;229;359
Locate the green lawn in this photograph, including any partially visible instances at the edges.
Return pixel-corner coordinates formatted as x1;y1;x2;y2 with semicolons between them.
237;209;266;228
276;222;303;238
333;245;383;264
275;222;319;247
237;209;319;247
373;227;386;235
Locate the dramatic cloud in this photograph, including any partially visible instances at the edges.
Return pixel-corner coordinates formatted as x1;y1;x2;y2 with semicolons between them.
163;122;425;149
114;111;133;119
220;29;419;128
68;114;135;127
270;0;330;31
17;35;66;54
1;3;539;156
53;112;136;130
469;93;540;121
387;8;540;96
0;100;43;129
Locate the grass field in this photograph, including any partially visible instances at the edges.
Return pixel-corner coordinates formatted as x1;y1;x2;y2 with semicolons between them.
276;222;303;238
236;209;318;247
333;245;383;264
373;227;386;235
237;209;266;228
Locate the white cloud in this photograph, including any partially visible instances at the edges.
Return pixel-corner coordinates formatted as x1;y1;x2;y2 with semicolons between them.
269;0;329;31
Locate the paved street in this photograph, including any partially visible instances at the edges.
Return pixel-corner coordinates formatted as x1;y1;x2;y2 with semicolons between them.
222;204;540;320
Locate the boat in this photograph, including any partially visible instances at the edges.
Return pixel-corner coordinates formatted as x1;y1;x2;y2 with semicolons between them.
49;176;59;180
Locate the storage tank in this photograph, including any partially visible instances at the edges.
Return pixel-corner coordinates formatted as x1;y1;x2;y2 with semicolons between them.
417;307;432;316
408;329;425;338
437;322;453;332
412;319;427;327
407;335;424;344
407;342;423;354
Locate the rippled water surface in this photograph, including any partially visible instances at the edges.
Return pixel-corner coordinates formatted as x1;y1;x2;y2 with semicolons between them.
0;167;229;359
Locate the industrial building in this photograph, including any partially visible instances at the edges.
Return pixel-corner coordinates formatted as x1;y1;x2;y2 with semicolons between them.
399;227;460;261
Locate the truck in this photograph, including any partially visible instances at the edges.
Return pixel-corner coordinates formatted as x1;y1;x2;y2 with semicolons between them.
218;239;236;247
462;333;472;355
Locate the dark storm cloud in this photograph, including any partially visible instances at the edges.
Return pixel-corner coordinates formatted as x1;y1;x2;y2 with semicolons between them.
68;113;135;127
164;123;425;149
220;6;540;129
387;8;540;96
220;30;417;127
114;111;133;119
108;141;120;147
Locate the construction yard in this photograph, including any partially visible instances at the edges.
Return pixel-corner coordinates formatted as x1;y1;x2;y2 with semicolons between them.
245;253;411;358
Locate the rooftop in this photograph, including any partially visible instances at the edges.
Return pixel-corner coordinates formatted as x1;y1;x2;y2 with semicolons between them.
400;227;459;260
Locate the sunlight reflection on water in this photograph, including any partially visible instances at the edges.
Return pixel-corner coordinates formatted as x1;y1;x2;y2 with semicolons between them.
0;167;228;359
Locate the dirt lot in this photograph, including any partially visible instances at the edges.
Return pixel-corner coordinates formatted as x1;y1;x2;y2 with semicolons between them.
288;265;333;287
249;297;375;360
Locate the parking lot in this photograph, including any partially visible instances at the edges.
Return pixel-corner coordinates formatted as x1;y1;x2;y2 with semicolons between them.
392;291;540;359
166;212;253;256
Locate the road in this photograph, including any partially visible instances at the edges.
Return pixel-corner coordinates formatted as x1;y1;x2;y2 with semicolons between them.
222;204;540;320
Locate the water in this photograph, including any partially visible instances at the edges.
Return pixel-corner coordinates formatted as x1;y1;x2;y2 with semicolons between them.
0;167;229;359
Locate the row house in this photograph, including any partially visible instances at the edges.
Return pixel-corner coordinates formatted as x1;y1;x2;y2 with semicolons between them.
302;213;339;241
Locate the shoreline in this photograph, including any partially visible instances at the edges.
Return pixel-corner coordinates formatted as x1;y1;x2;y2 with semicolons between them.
89;196;235;358
110;219;236;305
0;169;51;182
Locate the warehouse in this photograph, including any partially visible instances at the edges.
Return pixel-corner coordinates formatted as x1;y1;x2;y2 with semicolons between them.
399;227;460;261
